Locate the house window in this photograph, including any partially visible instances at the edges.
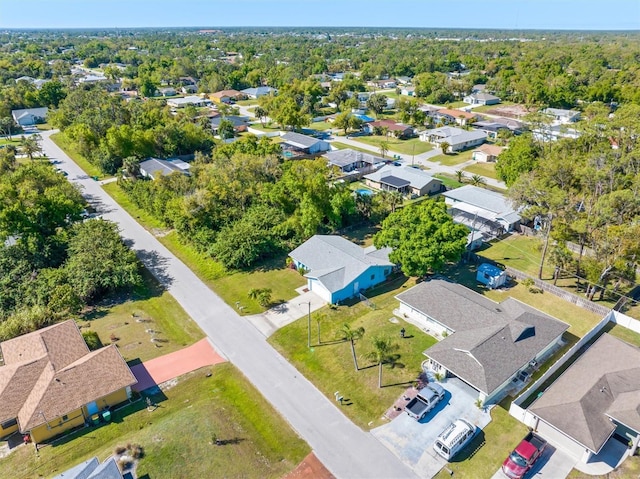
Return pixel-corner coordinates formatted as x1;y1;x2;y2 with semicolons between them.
1;418;17;429
62;415;69;422
371;274;375;280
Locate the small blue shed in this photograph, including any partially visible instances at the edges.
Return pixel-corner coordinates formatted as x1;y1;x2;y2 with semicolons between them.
477;263;507;289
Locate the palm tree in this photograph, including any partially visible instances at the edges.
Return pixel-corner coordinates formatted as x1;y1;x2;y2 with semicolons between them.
379;190;403;213
20;134;42;161
122;156;141;178
439;141;450;155
339;324;365;371
379;140;389;158
470;174;486;186
366;336;399;388
455;170;466;183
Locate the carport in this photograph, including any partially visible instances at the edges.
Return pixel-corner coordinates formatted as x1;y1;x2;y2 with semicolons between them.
371;377;492;478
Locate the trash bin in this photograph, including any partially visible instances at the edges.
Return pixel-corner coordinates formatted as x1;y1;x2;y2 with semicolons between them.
102;410;112;422
91;414;100;426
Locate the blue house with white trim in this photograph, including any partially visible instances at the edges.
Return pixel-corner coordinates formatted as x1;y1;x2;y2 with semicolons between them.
289;235;395;303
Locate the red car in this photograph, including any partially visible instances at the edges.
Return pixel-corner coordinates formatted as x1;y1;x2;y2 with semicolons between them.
502;431;547;479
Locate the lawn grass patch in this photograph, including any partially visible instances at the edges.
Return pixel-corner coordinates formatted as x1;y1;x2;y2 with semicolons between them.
353;135;432;156
81;269;204;363
429;150;473;167
606;323;640;347
309;120;333;131
236;99;259;106
479;235;550;278
269;275;439;429
0;364;309;479
442;101;468;109
433;406;528;479
433;173;465;189
330;141;375;154
50;132;105;178
0;138;21;147
463;161;498;180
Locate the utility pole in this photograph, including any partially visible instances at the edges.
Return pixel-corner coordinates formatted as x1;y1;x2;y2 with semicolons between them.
300;301;311;348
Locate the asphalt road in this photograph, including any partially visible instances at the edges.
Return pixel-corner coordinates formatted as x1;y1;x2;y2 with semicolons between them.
40;130;418;479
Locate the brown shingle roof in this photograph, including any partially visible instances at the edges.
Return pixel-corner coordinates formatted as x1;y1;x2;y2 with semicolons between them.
0;321;137;432
210;89;243;99
474;144;504;156
437;109;477;119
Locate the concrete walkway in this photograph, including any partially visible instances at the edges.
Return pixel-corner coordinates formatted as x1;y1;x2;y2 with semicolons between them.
130;338;227;392
40;130;418;479
245;287;326;337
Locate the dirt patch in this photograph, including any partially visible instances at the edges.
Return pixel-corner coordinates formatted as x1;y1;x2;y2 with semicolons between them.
485;104;534;119
282;452;335;479
107;322;128;330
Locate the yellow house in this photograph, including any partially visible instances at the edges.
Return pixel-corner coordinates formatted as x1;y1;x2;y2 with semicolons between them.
0;321;137;444
209;89;246;104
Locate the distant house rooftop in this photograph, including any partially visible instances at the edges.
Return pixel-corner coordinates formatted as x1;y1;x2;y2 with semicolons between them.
139;157;190;179
325;149;385;169
281;131;323;149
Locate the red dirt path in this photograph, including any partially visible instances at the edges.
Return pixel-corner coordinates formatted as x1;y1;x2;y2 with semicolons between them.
282;453;336;479
130;338;226;391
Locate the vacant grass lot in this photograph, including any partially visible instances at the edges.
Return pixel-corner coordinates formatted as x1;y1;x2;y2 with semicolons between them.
429;149;473;166
50;132;105;178
0;137;21;146
81;269;204;363
433;173;465;189
330;141;375;154
353;135;432;156
270;275;439;429
471;101;518;114
0;364;309;479
463;161;498;180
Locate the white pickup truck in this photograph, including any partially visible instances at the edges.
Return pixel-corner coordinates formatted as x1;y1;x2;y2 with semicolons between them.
405;383;445;421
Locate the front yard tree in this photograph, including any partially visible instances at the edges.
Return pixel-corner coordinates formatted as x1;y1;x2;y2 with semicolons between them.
439;141;450;155
373;200;469;277
333;111;351;135
366;336;399;388
379;140;389;158
367;94;388;118
254;106;268;127
20;134;43;160
339;323;365;371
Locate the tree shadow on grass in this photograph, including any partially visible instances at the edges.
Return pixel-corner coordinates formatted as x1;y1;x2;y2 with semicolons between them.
135;249;175;288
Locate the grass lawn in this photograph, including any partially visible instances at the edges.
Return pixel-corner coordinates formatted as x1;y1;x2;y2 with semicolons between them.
81;269;204;363
352;135;432;156
36;122;53;131
433;173;465;189
606;323;640;347
433;406;529;479
479;235;550;279
0;138;21;147
102;182;167;232
248;123;281;132
0;364;309;479
339;223;381;248
309;120;334;131
270;275;439;429
236;99;259;106
330;141;376;154
463;161;498;180
50;132;105;179
442;101;468;109
429;149;474;167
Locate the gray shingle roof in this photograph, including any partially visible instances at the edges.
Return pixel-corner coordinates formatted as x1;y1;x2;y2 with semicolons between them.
325;149;385;168
529;333;640;453
421;126;487;147
281;131;322;149
443;185;520;220
289;235;394;294
364;165;440;191
139;158;190;179
11;107;48;121
396;280;568;396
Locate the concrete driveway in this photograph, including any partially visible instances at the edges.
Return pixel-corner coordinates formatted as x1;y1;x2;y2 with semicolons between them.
372;378;492;478
490;443;576;479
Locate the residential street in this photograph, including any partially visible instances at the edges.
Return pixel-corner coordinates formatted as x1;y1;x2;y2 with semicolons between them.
39;130;419;479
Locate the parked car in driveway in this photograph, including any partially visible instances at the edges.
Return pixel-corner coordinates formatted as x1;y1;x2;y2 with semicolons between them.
433;418;476;461
405;383;445;421
502;431;547;479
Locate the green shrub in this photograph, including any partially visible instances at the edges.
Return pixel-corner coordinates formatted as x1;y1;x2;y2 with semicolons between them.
82;330;103;350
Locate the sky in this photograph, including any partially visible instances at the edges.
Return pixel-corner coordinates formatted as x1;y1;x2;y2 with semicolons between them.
0;0;638;30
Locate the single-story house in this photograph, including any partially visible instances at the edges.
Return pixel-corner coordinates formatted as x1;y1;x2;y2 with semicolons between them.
463;92;501;106
528;333;640;462
158;87;177;97
492;117;525;133
472;121;511;139
324;148;385;173
396;280;569;404
396;76;413;85
472;144;504;162
11;107;48;126
471;84;486;93
363;165;442;197
181;84;198;94
369;79;396;89
166;96;210;108
0;321;137;443
542;108;581;124
139;157;191;179
53;456;124;479
289;235;395;304
210;115;249;134
476;263;508;289
209;89;247;104
78;74;108;84
442;184;522;234
400;86;416;96
281;132;331;156
241;86;278;99
432;109;478;126
365;119;414;139
419;126;487;152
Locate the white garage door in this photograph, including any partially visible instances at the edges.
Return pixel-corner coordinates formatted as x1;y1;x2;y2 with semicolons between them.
535;420;588;460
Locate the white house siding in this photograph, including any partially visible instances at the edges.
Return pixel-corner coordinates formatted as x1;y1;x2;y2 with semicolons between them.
397;303;451;336
307;279;332;303
450;137;485;152
535;418;592;461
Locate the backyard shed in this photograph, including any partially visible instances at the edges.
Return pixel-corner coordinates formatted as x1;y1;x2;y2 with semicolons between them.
476;263;507;289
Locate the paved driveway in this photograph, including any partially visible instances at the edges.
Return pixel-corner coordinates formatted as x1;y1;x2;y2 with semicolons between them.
490;444;576;479
372;378;492;478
